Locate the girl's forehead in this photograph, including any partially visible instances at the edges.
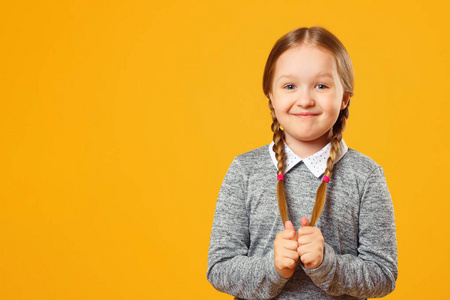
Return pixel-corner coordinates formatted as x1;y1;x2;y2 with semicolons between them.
274;45;338;78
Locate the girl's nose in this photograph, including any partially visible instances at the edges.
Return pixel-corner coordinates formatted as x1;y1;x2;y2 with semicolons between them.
295;88;315;108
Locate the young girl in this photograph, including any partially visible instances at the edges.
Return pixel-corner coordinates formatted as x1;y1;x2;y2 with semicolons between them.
207;26;398;300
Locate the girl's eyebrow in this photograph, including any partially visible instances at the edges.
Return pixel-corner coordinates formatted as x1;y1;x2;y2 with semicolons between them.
315;72;334;78
276;72;334;82
276;74;296;81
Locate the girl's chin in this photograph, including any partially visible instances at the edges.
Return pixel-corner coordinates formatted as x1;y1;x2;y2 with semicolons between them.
285;133;330;144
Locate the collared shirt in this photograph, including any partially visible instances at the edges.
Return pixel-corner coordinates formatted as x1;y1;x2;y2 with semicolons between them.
268;140;348;178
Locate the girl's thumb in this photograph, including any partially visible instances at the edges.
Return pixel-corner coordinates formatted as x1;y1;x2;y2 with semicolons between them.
284;220;295;231
300;217;310;227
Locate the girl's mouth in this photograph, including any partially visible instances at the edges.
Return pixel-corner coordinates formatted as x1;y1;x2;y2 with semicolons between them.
292;113;319;118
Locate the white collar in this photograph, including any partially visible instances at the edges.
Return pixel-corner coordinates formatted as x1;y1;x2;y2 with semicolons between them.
269;140;348;178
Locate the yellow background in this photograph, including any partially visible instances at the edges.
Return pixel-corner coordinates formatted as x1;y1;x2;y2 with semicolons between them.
1;0;449;299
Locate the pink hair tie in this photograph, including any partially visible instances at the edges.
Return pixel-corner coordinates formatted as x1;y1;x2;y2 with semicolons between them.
322;175;330;183
277;174;284;181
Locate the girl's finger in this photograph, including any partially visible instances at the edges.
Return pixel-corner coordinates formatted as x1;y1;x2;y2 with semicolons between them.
282;249;300;261
279;229;298;240
297;245;313;257
279;239;299;251
280;257;297;270
285;220;296;231
298;234;314;246
300;217;310;227
298;226;319;236
300;252;322;269
275;234;298;249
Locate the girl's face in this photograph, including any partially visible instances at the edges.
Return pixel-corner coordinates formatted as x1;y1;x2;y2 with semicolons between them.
269;44;349;153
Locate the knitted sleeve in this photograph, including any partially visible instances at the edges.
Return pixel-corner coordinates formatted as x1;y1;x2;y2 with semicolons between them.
302;166;398;298
207;156;289;299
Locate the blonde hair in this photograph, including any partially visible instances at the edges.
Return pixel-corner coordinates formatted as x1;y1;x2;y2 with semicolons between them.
263;26;354;226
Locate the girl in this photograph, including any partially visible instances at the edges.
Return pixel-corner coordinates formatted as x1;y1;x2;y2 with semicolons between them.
207;26;397;300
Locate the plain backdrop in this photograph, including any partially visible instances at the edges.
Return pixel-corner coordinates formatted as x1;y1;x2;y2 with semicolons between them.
1;0;449;299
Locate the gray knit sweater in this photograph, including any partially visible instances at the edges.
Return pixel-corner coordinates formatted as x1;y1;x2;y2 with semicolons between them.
207;144;398;300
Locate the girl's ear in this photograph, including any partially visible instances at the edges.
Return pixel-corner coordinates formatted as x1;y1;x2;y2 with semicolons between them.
341;94;350;110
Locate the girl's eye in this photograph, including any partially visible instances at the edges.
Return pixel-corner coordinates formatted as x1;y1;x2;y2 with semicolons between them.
316;84;328;89
284;84;296;90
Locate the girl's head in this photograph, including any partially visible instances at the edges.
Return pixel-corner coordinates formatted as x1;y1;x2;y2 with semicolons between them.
263;27;354;103
262;26;354;226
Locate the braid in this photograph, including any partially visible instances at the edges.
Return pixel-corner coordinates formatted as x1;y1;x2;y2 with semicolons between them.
269;100;288;224
310;104;350;226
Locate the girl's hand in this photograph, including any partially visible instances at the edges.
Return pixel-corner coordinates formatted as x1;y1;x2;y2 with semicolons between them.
297;217;324;269
274;220;300;279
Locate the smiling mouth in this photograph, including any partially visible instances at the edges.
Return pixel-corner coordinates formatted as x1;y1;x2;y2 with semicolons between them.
292;113;319;118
